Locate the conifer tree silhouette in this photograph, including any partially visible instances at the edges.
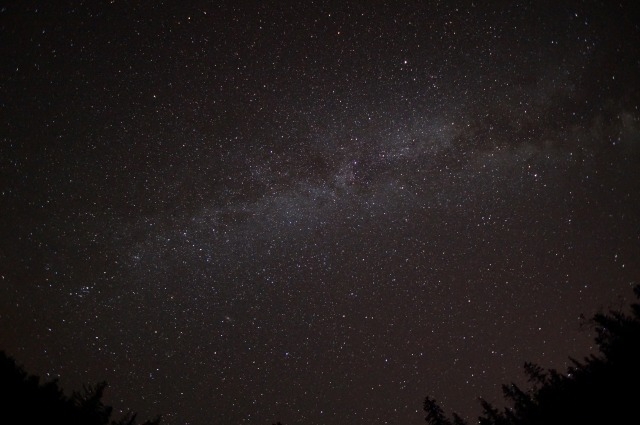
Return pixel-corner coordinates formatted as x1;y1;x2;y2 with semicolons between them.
424;284;640;425
0;351;160;425
424;396;452;425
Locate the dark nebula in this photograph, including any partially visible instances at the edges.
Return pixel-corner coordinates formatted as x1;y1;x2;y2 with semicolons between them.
1;1;639;424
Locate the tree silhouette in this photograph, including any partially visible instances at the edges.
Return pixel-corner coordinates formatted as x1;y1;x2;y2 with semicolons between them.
0;351;160;425
424;396;452;425
424;284;640;425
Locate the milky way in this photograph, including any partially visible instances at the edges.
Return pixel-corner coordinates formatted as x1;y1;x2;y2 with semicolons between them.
1;2;639;424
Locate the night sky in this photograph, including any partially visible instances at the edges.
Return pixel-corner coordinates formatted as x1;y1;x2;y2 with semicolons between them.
1;1;639;424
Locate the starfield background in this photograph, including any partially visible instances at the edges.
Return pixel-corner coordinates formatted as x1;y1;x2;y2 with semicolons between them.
1;1;639;424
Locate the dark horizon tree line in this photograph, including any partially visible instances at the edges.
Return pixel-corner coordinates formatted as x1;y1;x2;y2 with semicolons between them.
3;284;639;424
424;284;640;425
0;350;160;425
